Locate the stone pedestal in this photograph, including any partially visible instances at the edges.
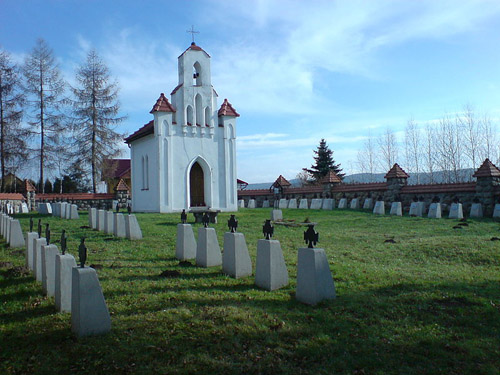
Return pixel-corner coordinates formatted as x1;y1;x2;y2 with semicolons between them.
296;247;336;305
0;213;4;237
248;199;256;209
113;213;126;238
21;203;29;213
69;204;79;219
125;215;143;240
52;203;60;217
373;201;385;215
389;202;402;216
34;238;47;282
89;208;97;229
349;198;359;209
493;204;500;218
26;232;38;270
278;199;288;209
363;198;373;210
9;220;24;248
262;200;270;208
449;203;464;219
271;209;282;221
60;203;68;218
55;254;77;312
176;224;197;261
322;199;334;210
71;267;111;337
238;199;245;208
409;202;424;217
310;199;322;209
196;227;222;267
298;199;308;209
338;198;347;209
97;210;105;231
427;203;442;219
105;211;114;234
288;199;297;209
470;203;483;218
41;244;59;297
38;203;52;215
6;217;12;244
65;203;72;219
223;232;252;278
255;239;288;291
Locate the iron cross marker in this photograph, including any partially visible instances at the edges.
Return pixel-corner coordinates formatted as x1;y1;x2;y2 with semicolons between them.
228;215;238;233
263;219;274;240
304;224;319;249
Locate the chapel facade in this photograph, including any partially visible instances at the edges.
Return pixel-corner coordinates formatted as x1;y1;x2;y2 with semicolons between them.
125;42;239;213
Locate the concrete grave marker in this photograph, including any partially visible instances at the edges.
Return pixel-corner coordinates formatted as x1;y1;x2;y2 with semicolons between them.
21;203;29;213
105;211;114;234
9;219;24;248
310;199;323;209
449;203;463;220
176;224;197;261
389;202;402;216
196;227;222;267
247;199;256;209
125;214;143;240
69;204;79;219
113;213;126;238
97;210;106;231
338;198;347;209
223;231;252;278
41;244;59;297
255;239;288;291
38;203;52;215
238;199;245;208
59;202;67;218
409;201;425;217
322;199;334;210
298;199;308;209
55;253;77;312
287;198;298;209
278;199;288;209
493;204;500;218
373;200;385;215
26;232;39;270
470;203;483;218
34;237;47;282
89;208;97;229
428;203;442;219
271;209;282;221
363;198;373;210
262;200;270;208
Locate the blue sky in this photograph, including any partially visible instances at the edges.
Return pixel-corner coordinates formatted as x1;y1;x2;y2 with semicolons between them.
2;0;500;183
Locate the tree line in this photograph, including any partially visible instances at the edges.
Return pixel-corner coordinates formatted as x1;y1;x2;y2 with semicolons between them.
0;39;125;193
356;104;498;183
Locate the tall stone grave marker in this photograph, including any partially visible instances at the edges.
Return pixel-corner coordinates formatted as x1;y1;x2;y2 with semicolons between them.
389;202;402;216
196;213;222;267
222;215;252;278
175;210;196;261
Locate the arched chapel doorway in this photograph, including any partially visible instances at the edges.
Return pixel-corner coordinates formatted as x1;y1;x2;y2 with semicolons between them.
189;162;205;207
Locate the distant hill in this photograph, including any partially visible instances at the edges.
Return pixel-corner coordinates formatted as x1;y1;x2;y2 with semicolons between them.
244;169;476;190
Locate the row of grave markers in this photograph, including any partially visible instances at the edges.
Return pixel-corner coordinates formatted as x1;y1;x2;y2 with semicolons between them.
88;208;143;240
240;197;499;219
176;212;336;305
38;202;80;219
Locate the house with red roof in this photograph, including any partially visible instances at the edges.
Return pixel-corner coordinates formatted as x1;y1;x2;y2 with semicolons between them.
124;42;239;212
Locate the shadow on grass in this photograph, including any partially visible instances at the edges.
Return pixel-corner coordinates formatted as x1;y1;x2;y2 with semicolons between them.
0;304;56;324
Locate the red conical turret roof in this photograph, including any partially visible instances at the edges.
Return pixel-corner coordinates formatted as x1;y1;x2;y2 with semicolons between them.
150;93;176;113
218;99;240;117
384;163;409;179
473;158;500;178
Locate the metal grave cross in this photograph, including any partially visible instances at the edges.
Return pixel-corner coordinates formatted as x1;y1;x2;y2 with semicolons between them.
78;237;87;268
228;215;238;233
202;212;210;228
181;209;187;224
45;223;51;245
187;25;200;43
29;216;33;232
263;219;274;240
60;230;67;255
37;219;42;237
304;224;319;249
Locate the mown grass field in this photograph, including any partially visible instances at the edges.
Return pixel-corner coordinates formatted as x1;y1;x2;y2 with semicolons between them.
1;208;499;374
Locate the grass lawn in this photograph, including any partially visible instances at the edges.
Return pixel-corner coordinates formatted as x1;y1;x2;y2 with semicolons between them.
1;208;499;374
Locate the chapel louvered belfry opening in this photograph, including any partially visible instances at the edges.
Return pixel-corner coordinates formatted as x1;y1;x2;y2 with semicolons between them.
124;42;239;212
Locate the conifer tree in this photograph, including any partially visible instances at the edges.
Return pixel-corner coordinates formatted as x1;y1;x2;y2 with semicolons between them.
71;49;125;193
23;39;66;193
303;139;344;182
0;49;28;192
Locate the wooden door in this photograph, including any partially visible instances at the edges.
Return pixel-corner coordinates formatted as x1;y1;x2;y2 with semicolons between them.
189;162;205;207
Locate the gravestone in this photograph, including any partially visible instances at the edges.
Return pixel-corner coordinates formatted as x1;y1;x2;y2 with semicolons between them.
125;214;143;240
21;203;29;213
409;201;424;217
105;211;114;234
26;232;39;270
89;208;97;229
34;237;47;282
363;198;373;210
298;199;308;209
373;200;385;215
255;239;288;291
449;203;463;219
337;198;347;209
427;203;442;219
271;209;282;221
51;202;58;217
69;204;79;219
196;227;222;267
5;217;12;244
8;220;24;248
310;199;323;209
97;210;106;231
223;232;252;278
38;203;52;215
469;203;483;218
55;253;77;312
113;213;126;238
493;203;500;218
59;202;67;218
238;199;245;208
71;267;111;337
389;202;402;216
175;224;197;261
278;199;288;209
287;199;298;209
247;199;256;209
41;244;59;297
322;199;334;210
262;200;270;208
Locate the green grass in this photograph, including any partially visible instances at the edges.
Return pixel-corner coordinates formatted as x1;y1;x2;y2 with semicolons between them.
1;208;499;374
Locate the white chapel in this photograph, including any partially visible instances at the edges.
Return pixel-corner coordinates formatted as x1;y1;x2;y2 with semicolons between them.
125;42;239;213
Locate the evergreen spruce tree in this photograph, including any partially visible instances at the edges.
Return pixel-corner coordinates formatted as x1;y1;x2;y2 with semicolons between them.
303;139;344;182
71;49;125;193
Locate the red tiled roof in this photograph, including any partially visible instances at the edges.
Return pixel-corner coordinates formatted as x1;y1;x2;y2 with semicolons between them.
0;193;24;200
331;182;387;192
103;159;130;178
150;93;176;113
115;178;129;191
24;179;36;192
384;163;410;179
171;83;183;95
401;183;476;194
179;42;211;58
124;120;154;144
320;170;342;183
37;193;115;200
473;158;500;178
238;189;275;197
272;175;291;188
218;99;240;117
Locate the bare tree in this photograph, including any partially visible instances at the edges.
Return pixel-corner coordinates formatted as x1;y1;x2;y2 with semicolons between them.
23;39;66;193
357;133;376;182
71;49;125;193
459;103;481;174
423;123;436;183
404;117;421;184
436;114;464;183
0;49;28;192
377;127;398;172
479;112;498;163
